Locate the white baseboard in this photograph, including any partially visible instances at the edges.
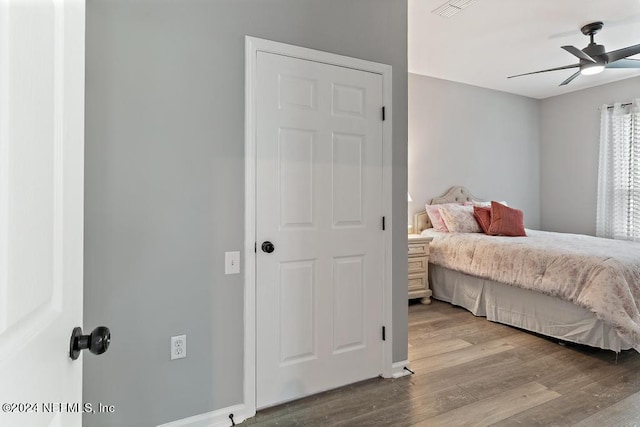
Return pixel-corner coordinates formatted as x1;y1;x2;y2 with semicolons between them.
157;403;253;427
390;360;411;378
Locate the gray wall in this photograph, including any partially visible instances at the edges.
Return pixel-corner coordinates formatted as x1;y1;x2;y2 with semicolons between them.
84;1;408;426
408;74;541;229
540;76;640;235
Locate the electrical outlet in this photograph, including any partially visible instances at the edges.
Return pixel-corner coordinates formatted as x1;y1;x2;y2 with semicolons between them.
225;251;240;275
171;334;187;360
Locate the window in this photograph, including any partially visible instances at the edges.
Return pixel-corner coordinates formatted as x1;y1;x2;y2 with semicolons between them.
596;99;640;240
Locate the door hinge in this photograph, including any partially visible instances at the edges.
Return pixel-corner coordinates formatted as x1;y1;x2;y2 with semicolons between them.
382;106;386;121
382;216;386;231
382;326;386;341
254;242;257;253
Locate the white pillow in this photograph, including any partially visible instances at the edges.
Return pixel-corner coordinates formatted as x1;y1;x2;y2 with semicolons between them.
472;200;508;207
438;204;482;233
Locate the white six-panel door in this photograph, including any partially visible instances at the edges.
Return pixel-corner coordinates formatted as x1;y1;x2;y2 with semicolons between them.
0;2;85;426
255;51;384;408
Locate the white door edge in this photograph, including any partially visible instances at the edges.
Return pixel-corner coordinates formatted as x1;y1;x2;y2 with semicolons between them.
243;36;393;417
0;2;85;425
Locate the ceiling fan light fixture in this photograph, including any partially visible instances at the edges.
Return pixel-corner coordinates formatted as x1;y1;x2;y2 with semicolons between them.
509;21;640;87
580;64;605;75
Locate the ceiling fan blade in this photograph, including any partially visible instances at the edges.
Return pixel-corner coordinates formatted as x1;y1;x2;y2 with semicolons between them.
559;71;581;86
605;44;640;63
606;58;640;69
561;45;596;63
508;63;579;79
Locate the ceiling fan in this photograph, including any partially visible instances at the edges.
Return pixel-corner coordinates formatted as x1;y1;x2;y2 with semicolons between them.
508;21;640;86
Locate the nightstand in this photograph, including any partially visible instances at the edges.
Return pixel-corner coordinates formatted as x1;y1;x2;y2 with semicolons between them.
408;235;433;304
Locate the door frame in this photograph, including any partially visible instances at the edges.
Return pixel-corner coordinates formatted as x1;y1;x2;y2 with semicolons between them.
244;36;393;416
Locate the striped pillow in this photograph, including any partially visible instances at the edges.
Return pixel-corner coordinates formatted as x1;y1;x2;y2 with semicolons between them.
488;201;526;237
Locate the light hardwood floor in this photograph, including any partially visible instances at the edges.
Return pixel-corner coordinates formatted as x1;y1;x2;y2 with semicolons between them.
243;300;640;426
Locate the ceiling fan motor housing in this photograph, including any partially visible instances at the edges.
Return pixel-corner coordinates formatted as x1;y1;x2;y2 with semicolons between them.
583;43;607;63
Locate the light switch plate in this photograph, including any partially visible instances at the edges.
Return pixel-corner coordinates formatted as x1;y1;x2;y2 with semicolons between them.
225;251;240;275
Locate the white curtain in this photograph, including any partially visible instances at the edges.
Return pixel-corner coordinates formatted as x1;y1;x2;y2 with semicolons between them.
596;99;640;240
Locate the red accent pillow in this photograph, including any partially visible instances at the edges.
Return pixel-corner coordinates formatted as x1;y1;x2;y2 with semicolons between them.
473;206;492;234
488;201;526;237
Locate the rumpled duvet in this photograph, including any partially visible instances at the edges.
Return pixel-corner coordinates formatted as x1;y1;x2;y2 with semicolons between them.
423;229;640;350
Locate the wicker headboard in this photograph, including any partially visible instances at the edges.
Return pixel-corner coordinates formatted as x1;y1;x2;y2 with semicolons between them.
413;186;485;234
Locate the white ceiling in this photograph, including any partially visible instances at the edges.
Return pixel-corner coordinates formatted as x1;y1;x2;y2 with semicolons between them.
408;0;640;99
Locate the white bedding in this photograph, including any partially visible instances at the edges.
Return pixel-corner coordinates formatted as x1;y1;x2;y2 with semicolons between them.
422;228;640;351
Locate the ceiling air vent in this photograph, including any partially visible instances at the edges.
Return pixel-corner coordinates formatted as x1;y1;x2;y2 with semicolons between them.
432;0;475;18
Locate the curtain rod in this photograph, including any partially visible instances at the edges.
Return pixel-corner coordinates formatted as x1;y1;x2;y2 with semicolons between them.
604;102;632;110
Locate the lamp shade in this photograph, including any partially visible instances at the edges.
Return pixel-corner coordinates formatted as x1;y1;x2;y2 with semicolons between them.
580;63;605;75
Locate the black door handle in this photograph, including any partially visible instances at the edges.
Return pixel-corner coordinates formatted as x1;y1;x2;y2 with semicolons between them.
261;241;275;253
69;326;111;360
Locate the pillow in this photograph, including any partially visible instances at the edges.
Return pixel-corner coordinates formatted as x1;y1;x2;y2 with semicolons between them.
473;206;492;234
438;204;482;233
471;201;491;208
488;201;526;237
425;203;459;232
472;200;508;207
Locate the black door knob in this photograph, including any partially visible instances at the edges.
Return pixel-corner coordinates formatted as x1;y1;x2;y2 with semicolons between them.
69;326;111;360
261;241;275;253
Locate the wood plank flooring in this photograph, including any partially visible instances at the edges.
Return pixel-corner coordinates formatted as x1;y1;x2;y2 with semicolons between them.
243;300;640;426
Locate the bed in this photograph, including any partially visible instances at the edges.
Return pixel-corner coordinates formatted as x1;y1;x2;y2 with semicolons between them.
414;186;640;353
